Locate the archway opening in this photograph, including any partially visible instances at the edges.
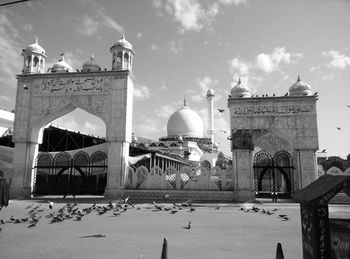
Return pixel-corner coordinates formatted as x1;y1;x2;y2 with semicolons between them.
33;108;107;196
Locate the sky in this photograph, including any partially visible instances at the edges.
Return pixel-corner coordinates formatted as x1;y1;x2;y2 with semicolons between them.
0;0;349;158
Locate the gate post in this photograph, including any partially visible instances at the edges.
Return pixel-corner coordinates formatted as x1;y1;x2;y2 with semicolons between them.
10;141;39;198
104;141;129;198
232;149;255;201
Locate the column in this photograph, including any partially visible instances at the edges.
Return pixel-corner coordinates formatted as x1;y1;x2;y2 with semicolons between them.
104;141;129;198
10;141;39;198
296;149;317;190
232;149;255;201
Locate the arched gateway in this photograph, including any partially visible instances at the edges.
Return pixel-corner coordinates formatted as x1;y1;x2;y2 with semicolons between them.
228;77;319;201
11;36;135;198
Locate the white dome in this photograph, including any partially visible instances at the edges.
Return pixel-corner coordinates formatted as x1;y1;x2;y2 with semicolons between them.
230;78;251;98
110;34;133;51
206;88;214;97
24;38;46;55
82;54;101;72
289;75;312;96
51;54;73;73
167;105;203;138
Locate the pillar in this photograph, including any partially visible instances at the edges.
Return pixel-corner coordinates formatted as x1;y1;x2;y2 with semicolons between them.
104;141;129;198
295;149;317;190
232;149;255;201
10;141;39;198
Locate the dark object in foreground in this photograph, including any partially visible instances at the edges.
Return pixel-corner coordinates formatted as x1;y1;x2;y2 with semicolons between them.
276;242;284;259
160;237;168;259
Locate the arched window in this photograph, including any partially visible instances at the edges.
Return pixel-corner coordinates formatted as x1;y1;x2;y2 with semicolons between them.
124;52;129;66
36;153;53;168
73;151;89;167
54;152;71;167
33;56;39;66
117;52;122;64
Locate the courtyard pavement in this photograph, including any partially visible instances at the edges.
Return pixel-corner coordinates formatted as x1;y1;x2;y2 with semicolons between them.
0;197;349;259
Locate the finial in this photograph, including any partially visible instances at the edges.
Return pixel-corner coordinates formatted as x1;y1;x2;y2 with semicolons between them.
184;95;187;106
121;33;125;39
238;77;241;84
91;53;94;60
297;75;301;82
34;36;38;44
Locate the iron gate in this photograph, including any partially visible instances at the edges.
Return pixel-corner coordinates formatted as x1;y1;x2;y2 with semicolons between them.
34;151;107;195
253;150;294;199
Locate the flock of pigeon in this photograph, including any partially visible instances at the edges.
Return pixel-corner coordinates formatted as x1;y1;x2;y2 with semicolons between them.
0;198;289;234
238;205;290;221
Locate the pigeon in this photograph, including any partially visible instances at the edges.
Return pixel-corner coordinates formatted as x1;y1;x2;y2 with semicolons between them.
104;68;107;71
76;69;80;72
49;201;54;210
336;127;341;130
273;94;275;97
215;206;220;210
217;109;225;113
321;149;326;153
347;105;350;108
153;201;163;210
113;212;121;216
80;234;106;238
184;221;191;229
189;207;196;212
284;92;288;96
170;210;178;214
239;94;244;98
28;222;37;228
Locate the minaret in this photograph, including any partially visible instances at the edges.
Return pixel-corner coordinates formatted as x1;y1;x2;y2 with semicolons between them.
110;34;135;71
206;89;215;151
22;38;47;74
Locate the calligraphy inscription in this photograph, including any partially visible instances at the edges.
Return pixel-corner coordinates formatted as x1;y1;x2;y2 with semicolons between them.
32;77;111;95
233;104;313;116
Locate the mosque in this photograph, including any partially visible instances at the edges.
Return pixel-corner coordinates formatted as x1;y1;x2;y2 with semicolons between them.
1;35;348;202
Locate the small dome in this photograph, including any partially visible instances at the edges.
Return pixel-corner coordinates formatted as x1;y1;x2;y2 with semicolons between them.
24;38;46;55
206;88;215;97
51;54;73;73
289;76;312;96
82;54;101;72
167;103;203;138
230;78;251;98
110;34;133;51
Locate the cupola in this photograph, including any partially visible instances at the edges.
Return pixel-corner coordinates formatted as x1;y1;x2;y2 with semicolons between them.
22;38;47;74
230;78;251;98
49;53;74;73
110;34;135;71
289;75;312;96
82;54;101;72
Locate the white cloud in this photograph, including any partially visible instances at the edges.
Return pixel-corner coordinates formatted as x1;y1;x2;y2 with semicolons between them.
169;40;183;54
197;76;218;95
229;57;251;78
218;0;247;5
157;104;177;118
153;0;247;33
0;13;22;85
256;47;303;74
322;50;350;69
134;85;151;101
22;23;33;31
151;44;160;51
76;9;124;37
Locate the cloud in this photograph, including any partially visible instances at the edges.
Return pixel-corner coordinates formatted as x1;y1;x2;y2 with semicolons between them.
322;50;350;69
218;0;247;5
157;104;177;118
134;84;151;101
256;47;303;74
151;44;160;51
137;32;143;39
169;39;183;54
197;76;218;95
76;9;124;37
22;23;33;31
0;13;22;85
228;47;303;88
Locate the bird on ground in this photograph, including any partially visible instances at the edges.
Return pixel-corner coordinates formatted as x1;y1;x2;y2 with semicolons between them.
74;215;82;221
336;127;341;130
170;210;178;214
321;149;326;153
104;68;107;71
189;207;196;212
113;212;121;216
217;109;225;113
284;92;288;96
281;216;290;221
184;221;191;229
215;206;220;210
80;234;106;238
153;201;163;210
49;201;54;210
28;222;37;228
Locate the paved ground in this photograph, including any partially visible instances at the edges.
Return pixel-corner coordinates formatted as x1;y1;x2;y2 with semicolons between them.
0;197;349;259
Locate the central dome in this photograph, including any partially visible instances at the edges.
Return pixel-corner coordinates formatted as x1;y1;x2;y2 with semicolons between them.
167;104;203;138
